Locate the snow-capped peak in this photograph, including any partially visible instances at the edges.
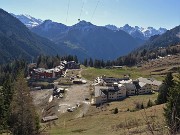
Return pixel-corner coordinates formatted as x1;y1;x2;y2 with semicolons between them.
105;24;167;40
120;24;167;40
11;13;43;29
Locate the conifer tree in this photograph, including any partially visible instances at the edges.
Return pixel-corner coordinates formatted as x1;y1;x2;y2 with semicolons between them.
156;72;174;104
0;75;13;131
164;72;180;134
9;72;40;135
0;86;5;131
89;58;94;67
147;99;153;107
83;59;88;67
73;55;78;63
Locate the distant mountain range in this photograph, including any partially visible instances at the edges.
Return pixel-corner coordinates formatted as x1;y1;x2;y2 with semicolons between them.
9;13;171;61
1;11;178;64
139;25;180;50
0;10;140;62
31;20;140;60
13;14;167;41
0;9;64;64
105;24;167;41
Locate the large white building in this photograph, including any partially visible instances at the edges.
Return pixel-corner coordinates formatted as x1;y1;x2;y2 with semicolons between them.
93;76;162;105
95;76;130;86
94;84;126;104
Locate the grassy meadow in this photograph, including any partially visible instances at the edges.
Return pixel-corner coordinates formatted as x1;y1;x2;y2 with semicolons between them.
81;67;163;81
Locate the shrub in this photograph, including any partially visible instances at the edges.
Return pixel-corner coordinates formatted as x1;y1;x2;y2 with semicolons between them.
135;102;141;110
114;108;118;114
141;103;144;109
147;99;153;107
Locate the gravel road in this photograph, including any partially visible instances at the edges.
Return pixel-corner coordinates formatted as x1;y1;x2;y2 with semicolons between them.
58;83;91;117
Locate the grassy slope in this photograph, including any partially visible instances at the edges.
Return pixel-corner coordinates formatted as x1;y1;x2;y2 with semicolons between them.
81;67;158;81
46;67;167;135
141;54;180;77
48;93;167;135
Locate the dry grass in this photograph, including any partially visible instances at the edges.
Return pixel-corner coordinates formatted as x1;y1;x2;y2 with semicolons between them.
141;54;180;78
47;93;167;135
143;54;180;69
40;67;170;135
106;92;158;111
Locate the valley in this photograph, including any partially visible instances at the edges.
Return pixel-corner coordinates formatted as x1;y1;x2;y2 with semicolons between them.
0;1;180;134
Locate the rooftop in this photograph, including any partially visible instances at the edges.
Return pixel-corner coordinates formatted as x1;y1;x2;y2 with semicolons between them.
138;77;162;86
94;85;125;97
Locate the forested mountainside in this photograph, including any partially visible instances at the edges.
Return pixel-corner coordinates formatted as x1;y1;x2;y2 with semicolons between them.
115;25;180;66
0;9;64;64
31;20;140;60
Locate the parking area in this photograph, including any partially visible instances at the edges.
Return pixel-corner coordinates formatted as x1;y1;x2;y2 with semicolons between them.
58;83;91;117
31;68;91;120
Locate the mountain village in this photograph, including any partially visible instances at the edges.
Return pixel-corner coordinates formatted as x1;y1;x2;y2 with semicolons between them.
26;59;164;124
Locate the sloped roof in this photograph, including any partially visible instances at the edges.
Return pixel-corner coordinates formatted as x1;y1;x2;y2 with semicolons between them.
138;77;162;86
124;83;136;90
95;85;123;97
42;115;58;122
139;82;147;87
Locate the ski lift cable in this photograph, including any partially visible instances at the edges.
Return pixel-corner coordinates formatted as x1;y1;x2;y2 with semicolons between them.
66;0;71;24
79;0;85;21
90;0;100;22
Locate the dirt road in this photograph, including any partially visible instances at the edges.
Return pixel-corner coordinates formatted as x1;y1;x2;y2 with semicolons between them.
31;68;91;119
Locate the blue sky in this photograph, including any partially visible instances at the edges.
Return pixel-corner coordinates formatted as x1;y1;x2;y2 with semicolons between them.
0;0;179;29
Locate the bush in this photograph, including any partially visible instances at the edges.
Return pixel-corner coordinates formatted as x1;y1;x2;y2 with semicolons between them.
114;108;118;114
147;99;153;107
135;102;141;110
141;103;144;109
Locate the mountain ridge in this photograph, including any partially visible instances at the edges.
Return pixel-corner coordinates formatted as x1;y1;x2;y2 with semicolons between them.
13;13;167;40
105;24;167;40
0;8;64;64
31;20;140;60
2;12;176;62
